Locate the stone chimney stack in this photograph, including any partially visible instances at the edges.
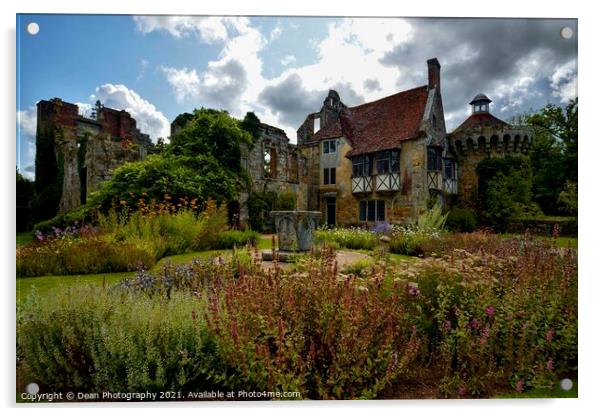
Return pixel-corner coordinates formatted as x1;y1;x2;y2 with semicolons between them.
427;58;441;90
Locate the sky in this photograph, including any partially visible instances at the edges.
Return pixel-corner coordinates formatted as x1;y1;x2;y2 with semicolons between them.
16;15;577;180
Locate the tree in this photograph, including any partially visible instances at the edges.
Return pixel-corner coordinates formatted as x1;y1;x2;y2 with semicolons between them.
510;99;578;215
476;156;539;231
16;169;35;231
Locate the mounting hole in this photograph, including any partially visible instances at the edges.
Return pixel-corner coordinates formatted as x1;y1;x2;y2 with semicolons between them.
560;26;573;39
560;378;573;391
26;22;40;35
26;382;40;395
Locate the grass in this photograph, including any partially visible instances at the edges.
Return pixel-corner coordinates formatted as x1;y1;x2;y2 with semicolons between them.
16;234;277;301
16;232;33;247
496;380;578;398
501;234;578;248
17;271;136;300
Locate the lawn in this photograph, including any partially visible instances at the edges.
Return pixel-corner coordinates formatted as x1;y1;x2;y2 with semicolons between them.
16;232;33;247
501;234;578;248
16;234;276;301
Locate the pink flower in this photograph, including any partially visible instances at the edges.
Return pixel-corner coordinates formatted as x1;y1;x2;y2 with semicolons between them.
458;385;467;397
546;329;554;342
547;359;554;371
408;286;421;297
485;305;496;317
444;320;452;332
516;379;525;393
470;318;481;331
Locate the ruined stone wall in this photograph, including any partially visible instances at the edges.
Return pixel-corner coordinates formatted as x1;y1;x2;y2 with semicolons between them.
449;125;533;207
36;98;150;215
238;124;308;228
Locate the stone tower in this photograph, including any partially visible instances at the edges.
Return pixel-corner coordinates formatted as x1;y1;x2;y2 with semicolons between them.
448;93;534;205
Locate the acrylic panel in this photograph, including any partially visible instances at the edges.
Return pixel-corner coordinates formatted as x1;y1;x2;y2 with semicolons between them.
16;15;578;403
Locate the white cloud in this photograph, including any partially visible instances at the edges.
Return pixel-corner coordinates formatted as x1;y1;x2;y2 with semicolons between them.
280;55;296;66
550;59;577;103
161;66;202;102
137;58;149;81
90;84;170;141
17;107;37;179
133;16;246;44
270;22;283;41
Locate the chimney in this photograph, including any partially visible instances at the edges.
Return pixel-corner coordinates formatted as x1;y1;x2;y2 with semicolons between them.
427;58;441;90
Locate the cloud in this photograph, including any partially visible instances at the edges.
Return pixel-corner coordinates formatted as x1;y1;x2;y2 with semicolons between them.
133;16;248;44
280;55;296;66
17;107;37;179
149;16;265;116
140;16;577;141
550;59;577;103
363;78;381;92
137;58;149;81
380;18;578;128
90;84;170;141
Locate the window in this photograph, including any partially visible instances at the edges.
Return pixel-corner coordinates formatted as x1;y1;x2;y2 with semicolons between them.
359;200;385;222
375;150;400;174
427;146;442;171
314;117;321;133
289;153;299;182
444;158;456;179
323;139;337;154
241;157;248;171
263;147;271;178
352;154;371;177
323;167;336;185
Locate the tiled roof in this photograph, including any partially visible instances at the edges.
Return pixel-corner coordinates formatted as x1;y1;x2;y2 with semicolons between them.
452;112;509;133
309;85;429;156
312;118;342;140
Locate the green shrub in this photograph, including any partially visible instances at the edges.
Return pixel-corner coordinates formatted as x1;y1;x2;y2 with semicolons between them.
446;207;478;232
341;258;375;277
16;238;155;277
17;288;225;393
215;230;260;249
274;189;297;210
314;227;377;250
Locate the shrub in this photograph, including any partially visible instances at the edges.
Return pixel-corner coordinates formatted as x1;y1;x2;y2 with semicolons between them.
215;229;260;249
314;227;377;250
340;258;375;277
16;237;155;277
446;207;478;232
17;288;225;393
274;189;297;211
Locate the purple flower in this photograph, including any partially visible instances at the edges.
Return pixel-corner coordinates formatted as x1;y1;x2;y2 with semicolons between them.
546;329;554;342
485;305;496;317
516;379;525;393
470;318;481;331
457;385;467;397
372;221;391;235
444;320;452;332
408;286;421;297
547;359;554;371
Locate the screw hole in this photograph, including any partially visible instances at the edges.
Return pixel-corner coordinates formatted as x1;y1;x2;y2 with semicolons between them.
26;22;40;35
560;26;573;39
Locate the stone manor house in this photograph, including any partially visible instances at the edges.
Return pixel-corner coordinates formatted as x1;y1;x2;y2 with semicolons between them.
36;58;533;227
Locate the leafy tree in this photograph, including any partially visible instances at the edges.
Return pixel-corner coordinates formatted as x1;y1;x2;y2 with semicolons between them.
16;169;35;231
167;108;253;173
526;98;578;214
476;156;539;231
240;111;262;141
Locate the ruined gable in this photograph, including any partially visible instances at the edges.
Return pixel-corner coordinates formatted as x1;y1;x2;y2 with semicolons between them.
35;98;151;216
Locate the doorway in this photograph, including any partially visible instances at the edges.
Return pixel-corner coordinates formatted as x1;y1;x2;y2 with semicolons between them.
325;197;336;226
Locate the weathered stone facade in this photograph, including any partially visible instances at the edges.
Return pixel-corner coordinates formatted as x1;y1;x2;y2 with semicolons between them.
448;94;533;207
295;58;454;226
35;98;151;215
238;123;308;228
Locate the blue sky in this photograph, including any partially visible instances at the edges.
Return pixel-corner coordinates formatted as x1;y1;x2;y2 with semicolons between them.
17;15;577;179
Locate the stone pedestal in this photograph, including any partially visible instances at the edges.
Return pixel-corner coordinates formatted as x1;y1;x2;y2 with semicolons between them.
270;210;322;252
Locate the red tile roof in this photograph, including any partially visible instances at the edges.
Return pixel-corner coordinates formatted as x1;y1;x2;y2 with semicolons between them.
308;85;430;156
312;118;342;140
453;112;509;133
